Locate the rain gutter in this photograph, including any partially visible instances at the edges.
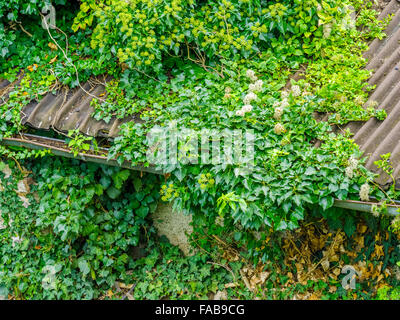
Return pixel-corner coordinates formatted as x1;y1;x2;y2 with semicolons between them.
1;133;162;175
333;199;400;216
1;134;399;216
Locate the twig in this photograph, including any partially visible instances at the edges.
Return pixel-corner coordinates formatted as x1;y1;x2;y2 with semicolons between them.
16;21;32;37
132;67;163;84
288;237;306;260
10;156;25;174
207;261;236;282
120;282;137;300
39;12;105;102
306;230;340;275
239;269;252;291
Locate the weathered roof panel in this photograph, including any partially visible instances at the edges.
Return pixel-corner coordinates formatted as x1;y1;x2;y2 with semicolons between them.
0;75;134;138
342;0;400;186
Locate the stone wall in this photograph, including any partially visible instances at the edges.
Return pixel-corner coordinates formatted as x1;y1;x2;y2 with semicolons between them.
151;203;194;256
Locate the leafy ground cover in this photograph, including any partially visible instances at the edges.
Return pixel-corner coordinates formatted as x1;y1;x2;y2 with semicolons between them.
0;156;161;299
0;0;400;299
1;157;399;300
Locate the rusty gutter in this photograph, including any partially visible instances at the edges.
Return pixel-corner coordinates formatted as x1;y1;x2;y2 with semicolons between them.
1;135;399;216
1;134;162;175
333;199;400;216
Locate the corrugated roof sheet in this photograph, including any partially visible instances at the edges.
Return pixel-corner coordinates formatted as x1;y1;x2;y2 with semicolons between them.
342;0;400;186
1;0;400;186
0;75;134;138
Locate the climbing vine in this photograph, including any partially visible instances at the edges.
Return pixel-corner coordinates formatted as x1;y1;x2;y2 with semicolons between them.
0;156;161;299
1;0;400;299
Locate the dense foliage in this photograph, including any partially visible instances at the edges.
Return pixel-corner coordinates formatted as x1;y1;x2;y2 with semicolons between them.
1;0;400;299
74;0;345;69
0;157;160;299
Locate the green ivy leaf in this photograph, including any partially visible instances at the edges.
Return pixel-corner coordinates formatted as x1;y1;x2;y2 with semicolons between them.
78;259;90;276
106;186;121;199
320;196;334;211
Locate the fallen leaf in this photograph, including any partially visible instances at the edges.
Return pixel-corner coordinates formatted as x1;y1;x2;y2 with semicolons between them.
321;259;330;271
48;42;58;50
329;286;337;293
49;55;58;64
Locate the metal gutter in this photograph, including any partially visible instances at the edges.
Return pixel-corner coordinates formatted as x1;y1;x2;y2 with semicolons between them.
1;134;162;175
1;134;399;216
333;199;400;216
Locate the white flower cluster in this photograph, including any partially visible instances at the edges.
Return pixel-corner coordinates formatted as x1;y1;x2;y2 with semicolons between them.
272;97;289;120
345;167;354;179
349;157;358;168
242;104;253;113
270;85;301;132
391;216;400;229
281;98;289;108
236;104;253;116
371;204;380;218
359;182;370;201
323;23;332;38
345;156;359;179
366;100;378;108
215;215;224;227
236;70;263;117
0;215;6;230
291;85;301;97
224;86;232;98
354;95;365;106
246;69;258;82
274;107;284;121
274;123;286;135
243;91;257;105
235;110;244;116
11;235;23;247
249;80;263;93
